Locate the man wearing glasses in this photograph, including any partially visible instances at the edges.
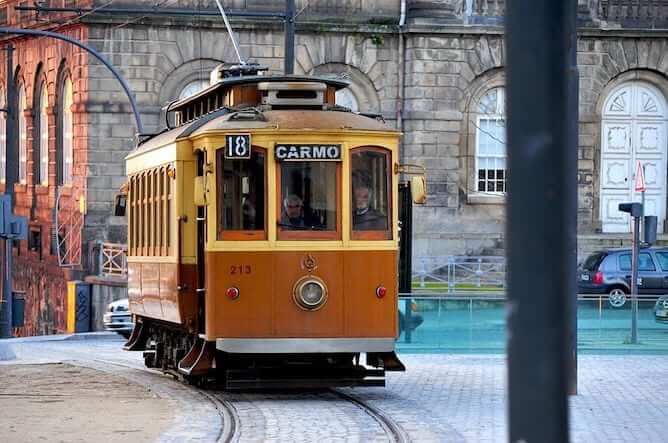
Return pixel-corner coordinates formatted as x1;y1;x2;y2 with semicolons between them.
281;194;306;229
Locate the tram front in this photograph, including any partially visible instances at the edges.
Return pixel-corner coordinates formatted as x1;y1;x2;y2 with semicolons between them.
195;103;406;387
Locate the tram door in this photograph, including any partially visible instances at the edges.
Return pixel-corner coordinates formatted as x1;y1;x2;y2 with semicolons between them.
398;182;412;293
196;151;206;333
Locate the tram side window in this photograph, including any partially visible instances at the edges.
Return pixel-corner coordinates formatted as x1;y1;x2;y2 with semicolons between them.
351;148;390;238
128;166;173;257
216;148;266;240
279;162;337;235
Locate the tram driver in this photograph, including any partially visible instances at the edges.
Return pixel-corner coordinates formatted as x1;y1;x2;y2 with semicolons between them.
281;194;307;228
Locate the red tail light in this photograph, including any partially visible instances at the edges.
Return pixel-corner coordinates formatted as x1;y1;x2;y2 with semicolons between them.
226;287;240;300
593;272;603;285
376;286;387;298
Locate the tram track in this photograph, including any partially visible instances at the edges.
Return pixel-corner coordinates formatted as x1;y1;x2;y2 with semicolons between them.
330;388;410;443
197;389;240;443
34;343;403;442
93;358;406;442
89;358;240;443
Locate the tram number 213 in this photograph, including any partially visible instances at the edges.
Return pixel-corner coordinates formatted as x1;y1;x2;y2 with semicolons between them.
230;265;252;275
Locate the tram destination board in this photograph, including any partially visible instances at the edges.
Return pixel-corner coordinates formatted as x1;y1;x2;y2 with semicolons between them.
225;134;252;159
275;143;342;161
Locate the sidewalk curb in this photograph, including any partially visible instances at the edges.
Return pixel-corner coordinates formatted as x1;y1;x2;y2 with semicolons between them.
0;341;16;360
3;331;122;344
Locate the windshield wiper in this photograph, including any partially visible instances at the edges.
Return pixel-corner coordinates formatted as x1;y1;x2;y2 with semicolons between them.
276;222;327;231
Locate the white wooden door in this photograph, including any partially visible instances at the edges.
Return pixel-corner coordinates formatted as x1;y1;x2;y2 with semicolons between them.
600;82;668;233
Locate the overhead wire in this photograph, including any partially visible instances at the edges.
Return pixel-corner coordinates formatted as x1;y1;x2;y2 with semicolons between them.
19;0;118;49
111;0;181;30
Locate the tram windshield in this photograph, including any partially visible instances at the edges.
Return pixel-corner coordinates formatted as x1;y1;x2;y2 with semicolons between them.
351;148;390;236
279;162;337;233
217;148;265;239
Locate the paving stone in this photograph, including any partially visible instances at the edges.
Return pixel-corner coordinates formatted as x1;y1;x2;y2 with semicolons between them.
4;336;668;442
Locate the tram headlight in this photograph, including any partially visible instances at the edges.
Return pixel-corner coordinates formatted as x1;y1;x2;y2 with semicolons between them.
293;277;328;311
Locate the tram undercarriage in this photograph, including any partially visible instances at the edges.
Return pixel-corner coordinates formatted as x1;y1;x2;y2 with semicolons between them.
125;317;404;390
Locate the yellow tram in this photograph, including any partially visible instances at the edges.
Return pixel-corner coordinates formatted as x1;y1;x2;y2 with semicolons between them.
122;65;425;388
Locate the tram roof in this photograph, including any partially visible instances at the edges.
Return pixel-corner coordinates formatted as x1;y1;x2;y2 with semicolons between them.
132;109;397;156
169;75;350;111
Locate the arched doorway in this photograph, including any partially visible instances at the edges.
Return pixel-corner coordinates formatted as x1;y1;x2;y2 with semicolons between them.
600;81;668;233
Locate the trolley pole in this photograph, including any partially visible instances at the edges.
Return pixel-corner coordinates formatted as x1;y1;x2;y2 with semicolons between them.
0;44;15;339
506;0;575;441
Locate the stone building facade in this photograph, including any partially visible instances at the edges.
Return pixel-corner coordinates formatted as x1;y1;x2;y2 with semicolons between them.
3;0;668;332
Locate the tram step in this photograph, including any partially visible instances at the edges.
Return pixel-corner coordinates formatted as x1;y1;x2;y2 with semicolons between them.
224;376;386;390
223;367;385;390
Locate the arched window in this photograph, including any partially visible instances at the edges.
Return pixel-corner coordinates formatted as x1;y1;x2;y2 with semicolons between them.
0;88;5;184
18;84;27;184
475;87;506;193
39;84;49;185
179;79;209;100
336;88;359;112
34;79;49;186
60;77;73;185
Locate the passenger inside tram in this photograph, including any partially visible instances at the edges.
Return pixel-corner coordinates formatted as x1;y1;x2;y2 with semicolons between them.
279;161;335;231
351;148;389;232
352;183;386;230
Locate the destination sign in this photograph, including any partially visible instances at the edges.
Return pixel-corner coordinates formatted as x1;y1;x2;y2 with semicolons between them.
275;144;342;161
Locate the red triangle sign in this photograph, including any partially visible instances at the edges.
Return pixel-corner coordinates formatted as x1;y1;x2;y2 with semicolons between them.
635;161;646;192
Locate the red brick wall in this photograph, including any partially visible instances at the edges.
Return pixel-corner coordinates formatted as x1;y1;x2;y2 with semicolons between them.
0;4;91;335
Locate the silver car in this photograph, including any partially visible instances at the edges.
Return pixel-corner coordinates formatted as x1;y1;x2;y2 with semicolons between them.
103;298;133;339
655;296;668;324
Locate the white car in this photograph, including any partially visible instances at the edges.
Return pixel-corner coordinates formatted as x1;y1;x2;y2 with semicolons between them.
655;296;668;324
103;298;133;339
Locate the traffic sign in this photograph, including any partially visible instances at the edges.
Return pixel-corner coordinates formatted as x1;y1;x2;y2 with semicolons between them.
635;161;646;192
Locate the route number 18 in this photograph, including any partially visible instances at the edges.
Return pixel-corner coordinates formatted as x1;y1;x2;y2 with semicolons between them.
225;134;252;159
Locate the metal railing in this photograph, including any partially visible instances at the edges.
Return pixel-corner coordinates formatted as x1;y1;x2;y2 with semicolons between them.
597;0;668;21
472;0;506;16
97;242;128;277
397;292;668;352
54;187;84;268
413;256;506;292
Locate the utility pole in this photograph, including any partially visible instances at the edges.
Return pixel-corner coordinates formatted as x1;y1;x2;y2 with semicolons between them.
0;44;14;338
566;0;579;396
506;0;575;441
284;0;295;74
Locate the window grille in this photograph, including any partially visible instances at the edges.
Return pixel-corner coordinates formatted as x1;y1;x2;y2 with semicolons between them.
128;166;173;257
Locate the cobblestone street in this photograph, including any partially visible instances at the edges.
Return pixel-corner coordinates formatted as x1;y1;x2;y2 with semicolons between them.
1;334;667;442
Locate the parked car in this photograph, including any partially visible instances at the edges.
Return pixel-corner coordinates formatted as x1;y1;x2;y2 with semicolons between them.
655;296;668;324
578;247;668;308
103;298;133;339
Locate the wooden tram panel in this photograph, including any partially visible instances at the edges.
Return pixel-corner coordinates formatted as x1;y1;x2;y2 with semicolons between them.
126;136;201;333
205;250;397;339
